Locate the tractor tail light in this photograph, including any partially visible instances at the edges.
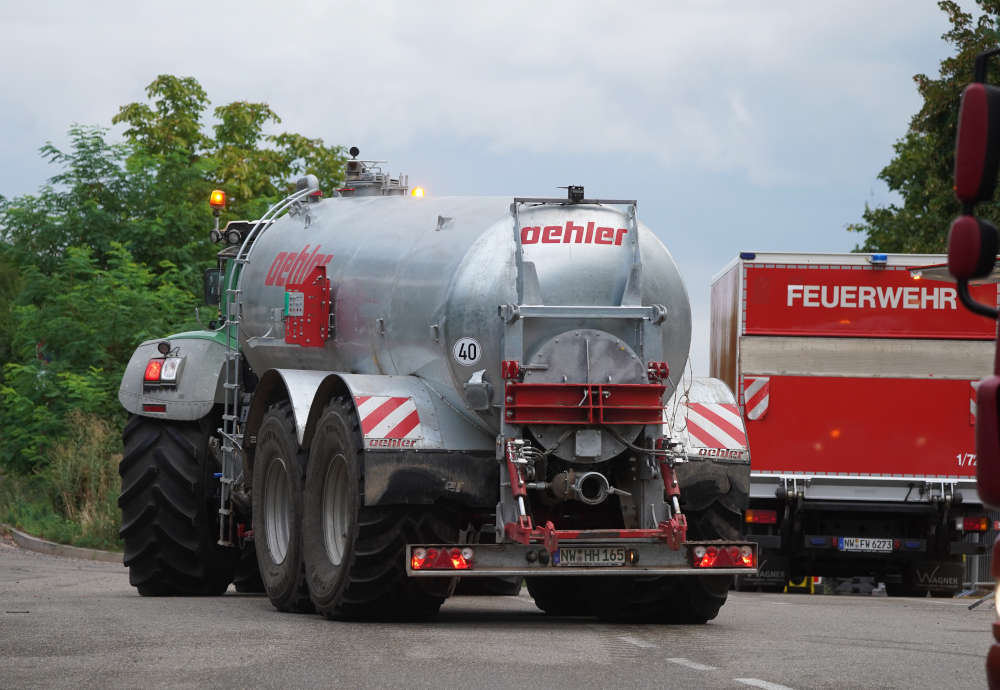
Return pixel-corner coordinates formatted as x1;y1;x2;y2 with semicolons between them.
144;359;163;382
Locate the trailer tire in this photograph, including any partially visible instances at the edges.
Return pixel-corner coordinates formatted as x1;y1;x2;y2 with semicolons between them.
118;414;235;596
589;502;741;623
302;397;457;620
253;402;313;612
456;577;524;596
526;577;590;615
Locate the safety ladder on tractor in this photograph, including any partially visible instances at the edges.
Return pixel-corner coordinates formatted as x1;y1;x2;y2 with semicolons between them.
216;179;322;546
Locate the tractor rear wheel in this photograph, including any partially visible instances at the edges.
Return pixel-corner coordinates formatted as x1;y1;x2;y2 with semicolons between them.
302;397;457;620
252;402;313;612
118;415;235;595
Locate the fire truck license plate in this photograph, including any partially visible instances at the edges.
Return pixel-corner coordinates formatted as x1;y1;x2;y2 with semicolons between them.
558;547;626;566
838;537;892;553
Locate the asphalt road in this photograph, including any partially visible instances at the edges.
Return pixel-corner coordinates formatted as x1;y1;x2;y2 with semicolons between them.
0;539;992;689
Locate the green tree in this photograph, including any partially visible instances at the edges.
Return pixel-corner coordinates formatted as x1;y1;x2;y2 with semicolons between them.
850;1;1000;252
0;244;197;472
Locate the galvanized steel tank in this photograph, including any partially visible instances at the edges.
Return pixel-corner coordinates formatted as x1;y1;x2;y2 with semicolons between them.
238;195;692;432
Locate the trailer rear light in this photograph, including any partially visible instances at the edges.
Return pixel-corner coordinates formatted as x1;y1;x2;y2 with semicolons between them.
410;547;474;571
691;544;755;568
745;509;777;524
144;359;163;381
965;516;989;532
692;545;717;568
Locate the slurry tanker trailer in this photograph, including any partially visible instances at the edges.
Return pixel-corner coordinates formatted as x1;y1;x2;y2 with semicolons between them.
117;151;756;622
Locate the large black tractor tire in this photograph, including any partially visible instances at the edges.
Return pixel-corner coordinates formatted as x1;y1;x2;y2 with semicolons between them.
302;397;457;620
118;415;236;596
252;402;313;613
526;577;591;616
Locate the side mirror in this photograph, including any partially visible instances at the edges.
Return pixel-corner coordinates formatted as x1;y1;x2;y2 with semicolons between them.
954;83;1000;204
948;215;998;280
203;268;222;306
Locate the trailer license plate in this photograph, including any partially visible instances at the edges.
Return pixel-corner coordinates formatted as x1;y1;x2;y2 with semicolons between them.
838;537;892;553
558;546;626;566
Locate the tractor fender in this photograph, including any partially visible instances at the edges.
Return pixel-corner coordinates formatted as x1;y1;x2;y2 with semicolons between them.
119;335;228;421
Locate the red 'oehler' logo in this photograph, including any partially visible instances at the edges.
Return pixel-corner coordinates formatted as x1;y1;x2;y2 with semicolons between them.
521;221;628;246
264;245;333;286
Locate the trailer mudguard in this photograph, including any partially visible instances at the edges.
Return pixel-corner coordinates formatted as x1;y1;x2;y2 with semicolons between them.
244;370;497;507
665;377;751;514
118;334;228;421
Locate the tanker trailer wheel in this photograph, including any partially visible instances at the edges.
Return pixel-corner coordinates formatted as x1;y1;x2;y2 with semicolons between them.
589;475;745;623
118;414;236;595
302;397;457;620
252;402;313;612
526;577;591;615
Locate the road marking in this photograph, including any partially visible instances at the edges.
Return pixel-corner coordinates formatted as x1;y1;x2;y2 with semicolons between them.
735;679;796;690
667;658;718;671
617;635;657;649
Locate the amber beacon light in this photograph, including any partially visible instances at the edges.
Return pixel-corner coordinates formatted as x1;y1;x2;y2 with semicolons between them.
209;189;227;209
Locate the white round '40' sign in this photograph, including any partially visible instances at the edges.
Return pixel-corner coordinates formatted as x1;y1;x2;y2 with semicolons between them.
452;337;482;366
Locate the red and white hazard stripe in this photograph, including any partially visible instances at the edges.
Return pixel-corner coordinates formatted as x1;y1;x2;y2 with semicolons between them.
685;402;747;449
354;396;422;440
971;380;979;426
743;376;769;421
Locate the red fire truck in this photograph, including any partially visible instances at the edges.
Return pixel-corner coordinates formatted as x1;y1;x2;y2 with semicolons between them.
711;251;992;595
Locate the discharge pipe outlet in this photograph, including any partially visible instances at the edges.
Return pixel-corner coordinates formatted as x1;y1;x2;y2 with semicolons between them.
574;471;610;505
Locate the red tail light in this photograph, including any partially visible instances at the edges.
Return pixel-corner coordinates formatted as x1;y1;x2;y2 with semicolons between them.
144;359;163;381
692;544;755;568
745;509;777;524
411;547;474;571
964;515;989;532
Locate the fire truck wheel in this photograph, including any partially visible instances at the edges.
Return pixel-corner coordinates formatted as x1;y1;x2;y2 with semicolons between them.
526;577;590;615
302;397;457;620
252;402;314;612
119;414;236;596
233;542;265;593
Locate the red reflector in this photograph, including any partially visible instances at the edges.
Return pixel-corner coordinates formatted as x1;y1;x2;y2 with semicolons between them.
699;546;718;568
745;509;777;525
144;359;163;381
411;547;471;571
142;404;166;413
964;516;989;532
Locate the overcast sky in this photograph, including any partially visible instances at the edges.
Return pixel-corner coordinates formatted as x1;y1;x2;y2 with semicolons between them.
0;1;966;375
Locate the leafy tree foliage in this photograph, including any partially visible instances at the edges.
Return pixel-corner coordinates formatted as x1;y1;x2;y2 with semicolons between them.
0;245;197;471
0;74;347;475
850;1;1000;252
